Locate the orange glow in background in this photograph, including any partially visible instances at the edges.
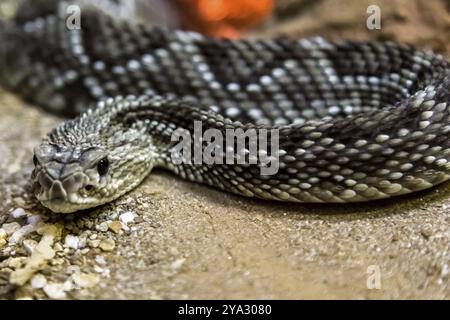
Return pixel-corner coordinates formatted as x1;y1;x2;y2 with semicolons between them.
177;0;275;38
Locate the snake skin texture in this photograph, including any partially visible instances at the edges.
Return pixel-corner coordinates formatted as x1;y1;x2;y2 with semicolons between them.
0;4;449;213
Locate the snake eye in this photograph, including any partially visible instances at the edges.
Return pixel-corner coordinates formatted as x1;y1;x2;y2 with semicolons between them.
97;157;109;176
33;155;38;166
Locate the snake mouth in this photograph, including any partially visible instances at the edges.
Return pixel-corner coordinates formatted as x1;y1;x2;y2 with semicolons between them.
33;169;100;213
35;185;103;213
38;199;101;214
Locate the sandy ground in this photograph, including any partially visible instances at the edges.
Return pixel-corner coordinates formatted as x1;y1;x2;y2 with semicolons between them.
0;0;449;299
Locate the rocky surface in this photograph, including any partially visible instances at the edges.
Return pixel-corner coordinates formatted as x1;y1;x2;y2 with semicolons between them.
1;0;449;299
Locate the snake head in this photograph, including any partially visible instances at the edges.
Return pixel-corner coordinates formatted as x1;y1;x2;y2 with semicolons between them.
32;143;114;213
31;98;157;213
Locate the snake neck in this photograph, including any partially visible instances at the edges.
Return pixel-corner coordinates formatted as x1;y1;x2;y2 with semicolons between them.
108;95;265;164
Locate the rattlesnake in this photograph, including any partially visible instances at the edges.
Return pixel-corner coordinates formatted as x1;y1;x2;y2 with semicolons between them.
0;2;449;213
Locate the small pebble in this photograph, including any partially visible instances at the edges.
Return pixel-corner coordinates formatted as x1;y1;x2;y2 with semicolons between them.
78;237;87;249
88;239;100;248
64;235;80;250
94;266;104;273
2;222;21;235
43;283;67;299
441;264;449;277
0;229;6;239
96;222;109;232
119;211;135;225
72;272;100;288
39;244;56;260
95;255;106;266
27;215;42;225
420;227;433;239
54;243;63;252
30;274;47;289
9;225;35;245
108;221;122;234
10;208;27;219
171;258;186;271
99;239;115;252
63;280;73;292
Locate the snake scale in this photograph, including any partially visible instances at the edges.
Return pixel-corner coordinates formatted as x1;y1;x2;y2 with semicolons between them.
0;1;449;213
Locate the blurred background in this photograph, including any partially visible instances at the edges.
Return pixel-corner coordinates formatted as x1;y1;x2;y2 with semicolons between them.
0;0;448;54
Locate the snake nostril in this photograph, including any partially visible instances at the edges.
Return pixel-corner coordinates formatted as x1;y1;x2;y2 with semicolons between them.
84;185;94;192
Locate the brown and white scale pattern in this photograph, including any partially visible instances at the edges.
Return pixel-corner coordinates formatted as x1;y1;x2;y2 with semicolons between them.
0;2;449;213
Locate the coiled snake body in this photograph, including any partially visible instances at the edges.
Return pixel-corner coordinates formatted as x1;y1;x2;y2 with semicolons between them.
1;5;449;213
